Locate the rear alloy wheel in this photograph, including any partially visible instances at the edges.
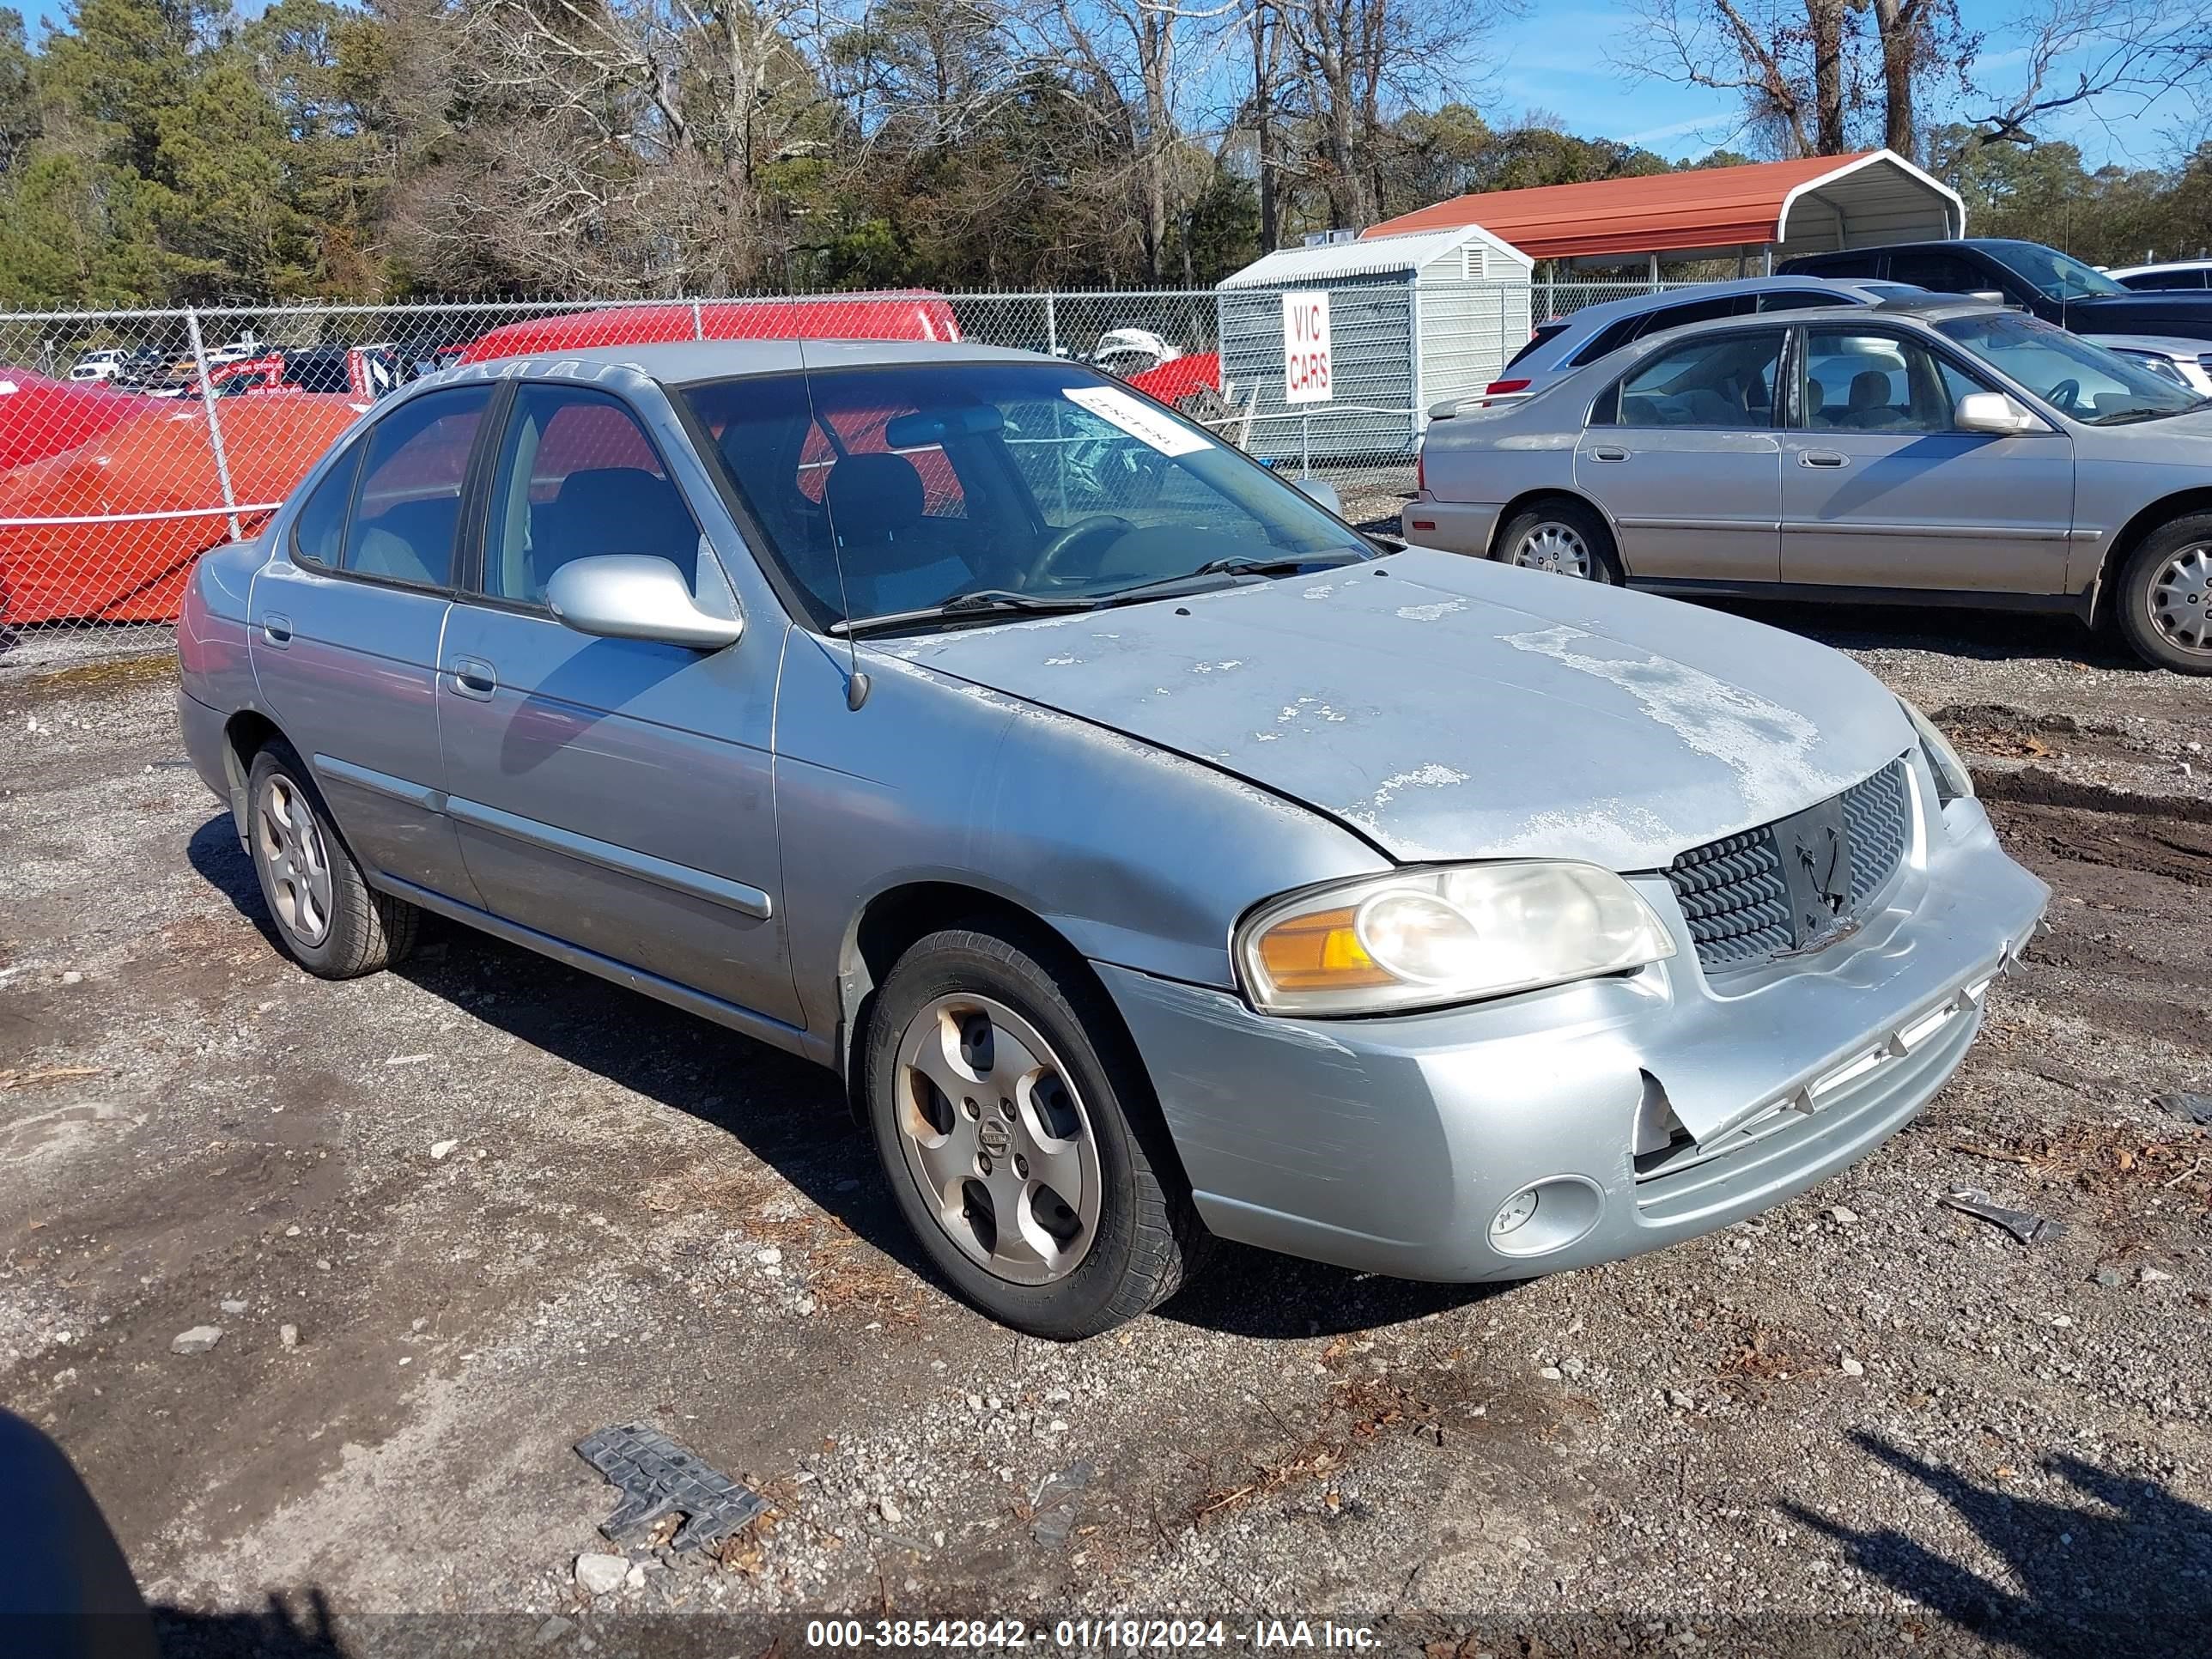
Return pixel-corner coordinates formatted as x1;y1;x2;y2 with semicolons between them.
865;926;1199;1338
2117;514;2212;674
246;740;418;978
1495;500;1621;583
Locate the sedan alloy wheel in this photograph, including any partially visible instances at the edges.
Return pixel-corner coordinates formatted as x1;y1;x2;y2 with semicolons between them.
1511;520;1595;579
2149;544;2212;653
894;994;1103;1285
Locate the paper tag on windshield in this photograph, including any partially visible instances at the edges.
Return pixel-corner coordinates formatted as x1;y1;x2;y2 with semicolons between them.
1063;386;1212;457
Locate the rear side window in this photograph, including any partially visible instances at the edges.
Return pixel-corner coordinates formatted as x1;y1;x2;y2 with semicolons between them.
291;443;362;569
1504;323;1565;371
1794;252;1880;279
1604;331;1784;428
1887;251;1990;294
343;386;492;588
1757;290;1848;313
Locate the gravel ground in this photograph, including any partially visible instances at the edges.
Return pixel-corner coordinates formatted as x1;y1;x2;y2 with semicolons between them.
3;600;2209;1659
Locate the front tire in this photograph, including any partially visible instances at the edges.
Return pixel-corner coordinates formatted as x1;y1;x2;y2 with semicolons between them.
2115;516;2212;673
864;925;1199;1338
246;740;418;978
1494;498;1622;583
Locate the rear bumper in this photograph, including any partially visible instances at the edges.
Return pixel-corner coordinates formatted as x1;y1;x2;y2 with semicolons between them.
1399;495;1501;558
1097;782;2048;1282
176;686;241;836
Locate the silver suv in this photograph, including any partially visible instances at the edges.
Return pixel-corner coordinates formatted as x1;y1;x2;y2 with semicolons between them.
1472;277;1923;407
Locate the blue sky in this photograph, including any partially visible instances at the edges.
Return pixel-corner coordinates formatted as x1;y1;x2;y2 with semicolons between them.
1487;0;2199;169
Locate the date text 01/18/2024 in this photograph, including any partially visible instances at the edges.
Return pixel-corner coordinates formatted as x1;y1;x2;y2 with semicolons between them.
802;1619;1380;1650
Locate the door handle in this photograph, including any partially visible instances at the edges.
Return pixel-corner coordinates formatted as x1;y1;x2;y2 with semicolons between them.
447;657;497;701
259;613;293;647
1589;446;1631;462
1799;451;1848;468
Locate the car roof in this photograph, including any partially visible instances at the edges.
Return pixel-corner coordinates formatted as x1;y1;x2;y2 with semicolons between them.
1620;295;2004;349
1545;275;1885;331
2109;259;2212;277
460;337;1035;386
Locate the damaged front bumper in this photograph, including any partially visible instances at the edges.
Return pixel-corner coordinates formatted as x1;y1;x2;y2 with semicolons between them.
1097;768;2049;1282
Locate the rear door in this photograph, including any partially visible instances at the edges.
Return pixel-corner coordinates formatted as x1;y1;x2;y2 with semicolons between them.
246;386;493;900
1780;325;2075;593
434;378;800;1024
1574;326;1785;582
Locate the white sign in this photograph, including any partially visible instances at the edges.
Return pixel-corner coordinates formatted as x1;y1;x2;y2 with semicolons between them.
1063;385;1212;456
1282;290;1333;404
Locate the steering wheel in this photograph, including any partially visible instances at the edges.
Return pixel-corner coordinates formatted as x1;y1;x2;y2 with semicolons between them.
1028;514;1135;587
2044;378;2081;414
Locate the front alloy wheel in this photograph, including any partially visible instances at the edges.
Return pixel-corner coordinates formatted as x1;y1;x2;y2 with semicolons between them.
894;994;1102;1284
864;925;1200;1338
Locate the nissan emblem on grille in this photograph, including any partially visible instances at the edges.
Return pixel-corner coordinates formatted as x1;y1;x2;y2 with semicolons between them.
1666;757;1911;973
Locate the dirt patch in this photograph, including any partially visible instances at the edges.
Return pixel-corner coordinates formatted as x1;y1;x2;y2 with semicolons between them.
4;623;2211;1654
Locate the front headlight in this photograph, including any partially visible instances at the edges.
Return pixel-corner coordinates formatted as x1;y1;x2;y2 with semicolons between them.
1235;861;1676;1017
1899;697;1973;805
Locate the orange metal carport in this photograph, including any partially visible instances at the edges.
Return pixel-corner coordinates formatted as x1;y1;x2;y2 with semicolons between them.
1362;149;1965;270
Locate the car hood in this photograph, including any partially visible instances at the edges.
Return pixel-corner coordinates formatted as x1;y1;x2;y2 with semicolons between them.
2065;294;2212;334
873;550;1914;870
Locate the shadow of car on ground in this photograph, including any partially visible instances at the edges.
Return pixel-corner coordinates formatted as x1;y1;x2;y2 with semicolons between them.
184;815;1493;1340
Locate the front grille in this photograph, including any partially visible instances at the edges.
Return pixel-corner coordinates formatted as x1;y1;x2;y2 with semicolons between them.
1665;757;1912;973
1668;829;1793;966
1841;760;1911;907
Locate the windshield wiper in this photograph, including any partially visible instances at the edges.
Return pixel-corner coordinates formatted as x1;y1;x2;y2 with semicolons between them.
1093;548;1372;609
830;588;1100;636
2089;404;2201;426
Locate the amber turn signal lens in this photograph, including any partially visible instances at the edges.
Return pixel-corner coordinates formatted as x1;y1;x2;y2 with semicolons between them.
1253;906;1396;992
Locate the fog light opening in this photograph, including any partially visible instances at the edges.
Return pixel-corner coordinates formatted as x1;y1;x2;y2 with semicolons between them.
1492;1188;1540;1237
1488;1176;1603;1258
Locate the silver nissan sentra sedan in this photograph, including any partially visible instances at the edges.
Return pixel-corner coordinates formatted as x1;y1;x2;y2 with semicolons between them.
175;338;2049;1337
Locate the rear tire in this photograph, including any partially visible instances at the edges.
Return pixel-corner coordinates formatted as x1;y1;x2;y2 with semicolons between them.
245;740;418;978
1494;498;1623;583
863;924;1200;1338
2114;515;2212;673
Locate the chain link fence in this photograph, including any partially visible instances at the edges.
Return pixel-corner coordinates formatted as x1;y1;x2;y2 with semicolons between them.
0;281;1700;672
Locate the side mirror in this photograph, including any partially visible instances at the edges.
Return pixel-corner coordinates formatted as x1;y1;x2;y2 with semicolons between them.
545;555;743;650
1955;391;2041;435
1291;476;1345;515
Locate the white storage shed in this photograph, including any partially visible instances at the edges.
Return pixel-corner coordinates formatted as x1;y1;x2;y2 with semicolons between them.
1214;225;1534;462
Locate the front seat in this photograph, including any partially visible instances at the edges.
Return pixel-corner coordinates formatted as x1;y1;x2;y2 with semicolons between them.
1844;369;1894;428
530;466;697;599
823;453;927;551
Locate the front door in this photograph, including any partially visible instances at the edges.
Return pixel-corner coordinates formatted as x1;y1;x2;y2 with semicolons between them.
246;385;494;900
434;380;800;1025
1782;325;2075;594
1574;327;1785;583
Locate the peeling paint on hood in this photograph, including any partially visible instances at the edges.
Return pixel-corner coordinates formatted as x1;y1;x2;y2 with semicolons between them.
874;550;1913;869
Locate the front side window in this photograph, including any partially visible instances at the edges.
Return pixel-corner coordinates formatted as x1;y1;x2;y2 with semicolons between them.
1802;330;1972;433
1981;241;2128;301
1935;311;2203;423
481;385;701;605
343;386;491;587
682;362;1367;629
1606;331;1782;428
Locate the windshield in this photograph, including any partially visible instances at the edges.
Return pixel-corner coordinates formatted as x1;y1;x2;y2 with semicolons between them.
681;362;1370;629
1936;312;2203;424
1983;242;2129;301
